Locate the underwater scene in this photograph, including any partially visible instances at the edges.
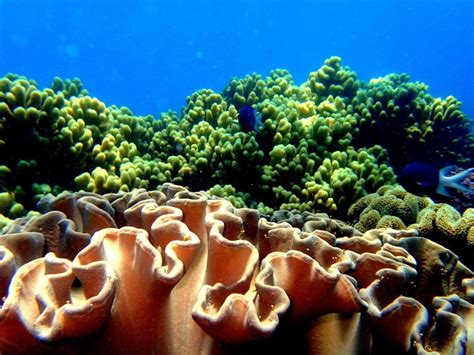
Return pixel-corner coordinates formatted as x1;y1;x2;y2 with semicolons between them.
0;0;473;354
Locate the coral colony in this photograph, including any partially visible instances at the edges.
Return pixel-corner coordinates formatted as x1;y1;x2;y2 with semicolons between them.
0;57;472;354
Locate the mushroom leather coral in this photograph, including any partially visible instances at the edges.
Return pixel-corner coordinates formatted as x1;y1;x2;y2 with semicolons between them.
0;184;472;354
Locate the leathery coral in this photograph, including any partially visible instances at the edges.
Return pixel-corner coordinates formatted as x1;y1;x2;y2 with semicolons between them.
0;184;472;354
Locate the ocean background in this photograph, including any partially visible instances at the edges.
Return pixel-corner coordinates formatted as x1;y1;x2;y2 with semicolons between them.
0;0;473;119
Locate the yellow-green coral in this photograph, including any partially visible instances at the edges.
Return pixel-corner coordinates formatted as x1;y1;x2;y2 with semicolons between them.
51;76;89;98
303;56;359;102
0;191;24;218
349;186;474;267
352;73;473;168
348;185;434;231
0;57;471;220
412;204;474;247
207;184;250;209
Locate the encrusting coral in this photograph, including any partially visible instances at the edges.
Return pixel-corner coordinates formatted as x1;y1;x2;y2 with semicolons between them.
1;57;472;220
348;185;435;231
0;184;472;354
348;185;474;269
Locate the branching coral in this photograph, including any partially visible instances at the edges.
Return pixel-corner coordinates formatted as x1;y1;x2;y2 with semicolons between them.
0;57;471;222
351;74;473;168
303;56;360;102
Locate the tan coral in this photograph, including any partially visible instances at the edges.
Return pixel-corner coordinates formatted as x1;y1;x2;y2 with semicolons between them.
424;295;474;354
0;252;115;353
0;231;44;266
0;185;472;354
0;247;16;300
74;226;201;353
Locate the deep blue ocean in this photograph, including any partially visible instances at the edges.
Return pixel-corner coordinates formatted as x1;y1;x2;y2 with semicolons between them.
1;0;473;119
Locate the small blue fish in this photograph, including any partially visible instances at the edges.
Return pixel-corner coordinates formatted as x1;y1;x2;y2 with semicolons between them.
397;162;474;198
238;105;263;132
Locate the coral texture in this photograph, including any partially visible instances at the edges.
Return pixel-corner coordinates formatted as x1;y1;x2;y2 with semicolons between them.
351;73;474;169
2;57;471;219
0;184;472;354
348;185;474;268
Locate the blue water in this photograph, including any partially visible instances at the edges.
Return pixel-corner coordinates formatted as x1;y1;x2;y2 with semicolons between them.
1;0;473;118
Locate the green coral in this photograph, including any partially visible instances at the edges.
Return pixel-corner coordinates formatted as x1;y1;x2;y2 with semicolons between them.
0;74;162;207
303;56;359;102
50;76;89;98
180;68;394;216
352;73;473;168
348;185;434;231
299;147;395;214
413;204;474;247
349;185;474;244
0;57;471;220
349;186;474;267
207;184;250;209
0;191;24;218
415;204;474;269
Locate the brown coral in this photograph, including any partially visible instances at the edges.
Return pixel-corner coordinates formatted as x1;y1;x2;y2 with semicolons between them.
0;184;471;354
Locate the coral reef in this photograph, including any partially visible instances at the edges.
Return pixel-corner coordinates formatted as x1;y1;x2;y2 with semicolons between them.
348;185;434;231
3;56;471;220
348;185;474;269
0;74;159;211
351;73;473;169
0;55;472;354
0;184;472;354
